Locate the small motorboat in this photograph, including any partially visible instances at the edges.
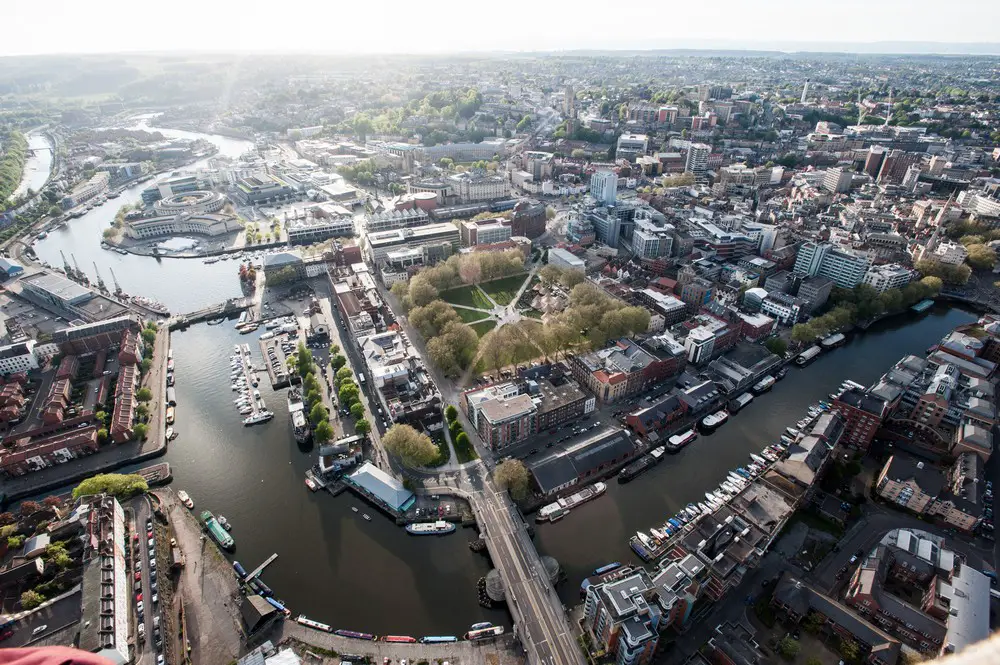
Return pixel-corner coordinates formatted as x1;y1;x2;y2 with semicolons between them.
362;514;372;521
351;507;359;513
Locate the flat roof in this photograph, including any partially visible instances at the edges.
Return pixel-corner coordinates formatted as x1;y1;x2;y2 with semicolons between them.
22;271;94;304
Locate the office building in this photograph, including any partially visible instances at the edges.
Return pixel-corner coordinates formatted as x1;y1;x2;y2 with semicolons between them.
124;213;243;240
616;134;649;162
864;147;887;178
365;223;459;263
231;174;296;205
863;264;914;293
0;340;39;374
631;220;674;259
760;292;804;326
679;278;713;308
878;150;922;185
364;208;430;233
548;247;586;271
286;212;355;244
460;219;512;247
793;241;872;289
636;289;688;325
822;167;853;194
797;276;834;313
590;170;618;205
510;199;547;239
684;328;715;364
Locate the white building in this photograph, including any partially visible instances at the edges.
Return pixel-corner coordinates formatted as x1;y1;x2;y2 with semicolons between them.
547;247;585;271
0;340;38;374
286;214;355;244
590;170;618;206
926;240;969;266
365;223;459;263
616;134;649;161
822;167;852;194
448;172;510;203
863;264;914;292
793;241;872;288
684;143;711;177
124;213;244;240
760;293;804;326
631;220;674;259
685;327;715;364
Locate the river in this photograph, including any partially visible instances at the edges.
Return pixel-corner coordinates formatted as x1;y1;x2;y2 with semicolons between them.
28;125;980;635
12;131;54;200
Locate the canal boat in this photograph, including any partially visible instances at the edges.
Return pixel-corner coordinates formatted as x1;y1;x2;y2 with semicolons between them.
201;511;234;550
465;626;505;641
405;520;456;536
666;428;697;452
776;367;789;380
470;621;494;631
821;332;846;349
591;563;621;576
334;629;376;641
698;410;729;433
296;616;333;632
382;635;417;643
751;376;775;395
536;503;568;522
728;392;754;413
796;345;822;366
618;452;658;483
351;507;358;513
233;561;247;578
177;491;194;509
165;407;175;425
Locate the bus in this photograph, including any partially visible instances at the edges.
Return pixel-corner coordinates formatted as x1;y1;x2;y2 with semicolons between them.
419;636;458;644
296;616;332;633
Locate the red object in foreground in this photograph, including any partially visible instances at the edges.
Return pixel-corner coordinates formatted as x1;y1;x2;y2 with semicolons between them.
0;646;115;665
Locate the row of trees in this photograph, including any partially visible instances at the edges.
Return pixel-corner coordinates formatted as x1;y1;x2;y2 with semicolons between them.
73;473;149;500
403;301;479;377
791;278;942;343
390;249;527;310
293;344;335;443
332;357;370;437
0;130;28;208
915;260;972;285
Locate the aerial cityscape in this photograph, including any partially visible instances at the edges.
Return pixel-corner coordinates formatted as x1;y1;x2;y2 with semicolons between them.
0;27;1000;665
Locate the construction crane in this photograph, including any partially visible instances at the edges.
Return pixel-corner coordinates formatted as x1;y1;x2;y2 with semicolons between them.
108;266;125;297
92;262;108;294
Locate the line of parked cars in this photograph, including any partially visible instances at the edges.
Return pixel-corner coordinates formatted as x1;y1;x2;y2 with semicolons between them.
134;516;164;663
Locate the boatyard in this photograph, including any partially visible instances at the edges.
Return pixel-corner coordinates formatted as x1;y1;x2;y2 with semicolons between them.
230;343;273;425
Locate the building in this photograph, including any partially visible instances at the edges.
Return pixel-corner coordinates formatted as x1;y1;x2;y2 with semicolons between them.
797;276;834;313
474;393;536;450
460;219;512;247
347;461;416;512
548;247;586;271
822;167;853;193
591;170;618;205
365;207;430;233
448;171;510;203
124;213;243;240
570;339;681;404
510;199;547;239
78;495;130;665
679;278;713;307
684;143;711;178
684;327;715;364
760;292;804;326
0;340;38;374
61;171;110;209
583;568;661;665
636;289;688;325
231;175;295;205
530;428;637;495
863;264;914;293
793;242;872;289
626;393;687;438
771;573;901;665
151;190;227;215
878;150;921;185
365;223;459;263
875;454;983;533
844;528;990;657
617;134;649;162
631;220;674;259
924;240;968;266
832;387;890;450
285;211;355;244
262;251;306;281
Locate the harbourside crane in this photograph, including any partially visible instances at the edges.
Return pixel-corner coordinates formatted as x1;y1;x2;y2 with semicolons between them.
108;266;125;298
59;250;72;275
92;262;108;294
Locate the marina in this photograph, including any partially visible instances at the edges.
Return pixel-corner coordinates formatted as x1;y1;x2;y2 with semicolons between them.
259;329;297;389
230;343;271;425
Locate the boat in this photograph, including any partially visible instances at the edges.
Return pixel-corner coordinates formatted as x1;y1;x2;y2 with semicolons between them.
470;622;494;631
351;507;359;513
618;453;659;483
912;299;934;313
699;410;729;433
776;367;788;380
201;510;235;550
243;410;274;426
666;428;697;453
204;257;219;264
796;345;822;366
130;295;170;316
405;520;456;535
218;515;232;531
751;376;776;395
165;407;175;425
177;491;194;509
465;626;504;641
536;503;568;522
304;477;317;491
785;427;800;437
821;333;846;349
728;392;754;413
233;561;247;578
165;427;175;440
363;514;371;521
287;390;311;443
636;531;652;547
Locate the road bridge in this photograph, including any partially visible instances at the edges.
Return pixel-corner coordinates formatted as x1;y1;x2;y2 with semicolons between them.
169;297;253;329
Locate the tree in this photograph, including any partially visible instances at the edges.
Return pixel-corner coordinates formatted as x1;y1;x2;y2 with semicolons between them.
97;428;109;443
329;344;341;356
409;300;462;338
966;243;997;269
140;357;152;373
20;590;44;610
336;367;354;382
133;422;149;440
445;405;458;422
0;512;15;526
350;403;365;419
539;264;563;287
438;157;454;169
136;403;149;418
763;337;788;356
776;636;800;660
838;637;860;662
141;328;157;345
791;323;816;343
331;354;347;371
570;148;586;159
427;322;479;376
19;501;41;517
355;419;371;436
382;424;439;467
44;542;72;569
408;276;439;308
390;281;411;311
313;420;333;444
73;473;148;499
495;459;530;499
309;402;328;426
7;535;24;549
136;387;152;402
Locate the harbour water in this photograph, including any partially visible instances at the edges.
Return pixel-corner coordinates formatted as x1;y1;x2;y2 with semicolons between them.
12;130;54;200
28;124;981;633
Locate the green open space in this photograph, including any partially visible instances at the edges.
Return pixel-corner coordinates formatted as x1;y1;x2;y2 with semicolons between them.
520;308;544;320
471;320;497;337
454;307;491;324
479;274;529;305
441;285;494;310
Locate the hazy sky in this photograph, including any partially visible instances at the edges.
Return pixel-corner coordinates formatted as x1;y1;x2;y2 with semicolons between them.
5;0;1000;56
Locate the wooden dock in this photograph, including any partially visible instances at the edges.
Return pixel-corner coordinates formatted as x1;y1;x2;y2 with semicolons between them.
246;553;278;581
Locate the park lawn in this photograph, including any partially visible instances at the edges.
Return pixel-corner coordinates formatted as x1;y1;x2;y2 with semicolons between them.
427;432;450;467
479;274;529;305
521;308;544;320
441;285;494;310
454;307;491;324
471;320;497;337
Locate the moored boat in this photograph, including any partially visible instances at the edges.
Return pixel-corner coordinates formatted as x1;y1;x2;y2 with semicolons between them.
177;491;194;509
699;410;729;433
751;376;776;395
405;520;456;535
666;428;697;452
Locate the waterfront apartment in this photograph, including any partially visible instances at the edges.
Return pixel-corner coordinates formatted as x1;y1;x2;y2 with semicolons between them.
583;568;662;665
844;528;989;658
124;213;243;240
61;171;110;210
570;338;684;404
0;340;39;374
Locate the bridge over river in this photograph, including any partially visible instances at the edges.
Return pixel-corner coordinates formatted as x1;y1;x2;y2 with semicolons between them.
169;297;253;329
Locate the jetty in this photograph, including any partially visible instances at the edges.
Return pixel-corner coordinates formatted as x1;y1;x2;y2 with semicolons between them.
246;553;278;581
169;297;253;329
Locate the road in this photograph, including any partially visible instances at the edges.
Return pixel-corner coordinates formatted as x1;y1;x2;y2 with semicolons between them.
132;496;164;664
463;464;584;665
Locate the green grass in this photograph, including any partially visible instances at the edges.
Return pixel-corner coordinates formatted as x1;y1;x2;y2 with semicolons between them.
454;307;491;324
471;320;497;337
441;285;493;310
521;308;544;320
427;433;449;467
479;274;529;306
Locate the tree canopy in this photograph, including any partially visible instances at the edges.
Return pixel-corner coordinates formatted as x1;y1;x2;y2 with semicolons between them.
495;459;530;499
73;473;149;500
382;424;438;467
